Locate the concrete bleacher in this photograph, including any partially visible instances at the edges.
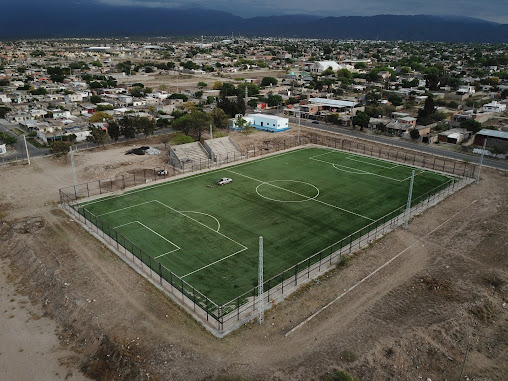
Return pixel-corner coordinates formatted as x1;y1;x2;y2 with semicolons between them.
203;136;244;162
169;141;210;169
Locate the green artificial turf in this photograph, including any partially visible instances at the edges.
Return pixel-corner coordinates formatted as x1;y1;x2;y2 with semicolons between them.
77;147;452;305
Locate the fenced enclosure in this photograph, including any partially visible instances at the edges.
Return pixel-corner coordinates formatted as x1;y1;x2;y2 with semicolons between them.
60;137;476;336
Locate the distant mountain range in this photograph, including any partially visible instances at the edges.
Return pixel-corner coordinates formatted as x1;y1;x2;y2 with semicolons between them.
1;5;507;43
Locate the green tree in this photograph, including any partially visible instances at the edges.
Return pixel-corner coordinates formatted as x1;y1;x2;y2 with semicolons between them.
387;94;403;106
119;117;137;139
409;128;420;140
261;77;278;87
90;95;102;104
137;117;156;139
235;116;254;135
172;110;211;140
89;111;113;123
50;141;70;156
354;62;367;70
108;121;121;142
0;106;11;118
0;131;17;145
30;87;48;95
337;69;352;79
460;119;482;134
352;111;370;131
197;81;207;88
86;126;109;146
220;82;236;97
210;107;230;129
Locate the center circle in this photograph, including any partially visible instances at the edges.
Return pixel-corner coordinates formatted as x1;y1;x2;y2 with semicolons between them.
256;180;320;203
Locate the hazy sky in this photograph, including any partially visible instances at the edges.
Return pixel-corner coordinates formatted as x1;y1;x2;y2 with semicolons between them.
91;0;508;23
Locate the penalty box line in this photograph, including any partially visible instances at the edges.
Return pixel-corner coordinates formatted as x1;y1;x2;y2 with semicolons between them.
114;220;181;259
309;152;422;182
226;169;374;222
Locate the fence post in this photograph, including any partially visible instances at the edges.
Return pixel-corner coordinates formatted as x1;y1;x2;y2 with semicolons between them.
307;258;311;278
349;235;353;253
181;279;184;302
159;263;162;285
237;297;240;321
281;271;284;294
193;288;196;311
294;264;298;286
319;251;322;271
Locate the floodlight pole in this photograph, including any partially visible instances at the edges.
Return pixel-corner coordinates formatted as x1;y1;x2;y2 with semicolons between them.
209;123;215;164
258;236;264;325
22;134;31;165
70;146;78;197
297;111;301;145
475;138;487;184
403;170;415;231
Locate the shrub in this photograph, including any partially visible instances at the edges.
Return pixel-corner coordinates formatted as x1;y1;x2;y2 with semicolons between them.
322;371;358;381
170;134;194;145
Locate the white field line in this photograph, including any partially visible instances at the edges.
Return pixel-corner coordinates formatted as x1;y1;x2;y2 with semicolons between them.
96;200;154;216
226;169;374;222
153;200;247;250
181;210;221;232
114;221;138;229
310;156;411;183
154;248;180;259
284;199;478;337
181;248;247;278
114;220;181;258
346;155;399;169
136;221;181;251
81;147;312;207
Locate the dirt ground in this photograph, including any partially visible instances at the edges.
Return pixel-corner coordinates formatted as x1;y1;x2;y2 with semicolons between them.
0;131;506;381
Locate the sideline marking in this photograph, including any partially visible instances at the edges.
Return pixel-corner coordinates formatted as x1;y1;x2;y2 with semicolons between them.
227;169;374;221
284;199;478;337
181;248;247;278
114;220;181;258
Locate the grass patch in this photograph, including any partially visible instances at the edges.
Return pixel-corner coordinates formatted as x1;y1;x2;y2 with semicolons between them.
322;371;358;381
26;138;49;148
341;350;357;363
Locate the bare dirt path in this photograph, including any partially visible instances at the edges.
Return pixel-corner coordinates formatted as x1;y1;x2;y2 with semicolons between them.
0;137;506;380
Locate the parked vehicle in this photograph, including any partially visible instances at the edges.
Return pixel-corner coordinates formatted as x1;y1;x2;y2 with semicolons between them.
216;177;233;185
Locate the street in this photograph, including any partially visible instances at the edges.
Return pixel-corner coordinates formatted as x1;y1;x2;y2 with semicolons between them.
285;115;508;172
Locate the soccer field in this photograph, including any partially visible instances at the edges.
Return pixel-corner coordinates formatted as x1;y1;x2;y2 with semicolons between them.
76;146;452;305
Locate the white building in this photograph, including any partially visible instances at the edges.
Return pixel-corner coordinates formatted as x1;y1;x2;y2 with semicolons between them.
482;101;506;113
0;144;6;155
64;93;83;103
308;61;342;74
230;114;290;132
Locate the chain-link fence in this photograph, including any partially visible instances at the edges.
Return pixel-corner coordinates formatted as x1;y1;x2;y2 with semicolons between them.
59;135;477;336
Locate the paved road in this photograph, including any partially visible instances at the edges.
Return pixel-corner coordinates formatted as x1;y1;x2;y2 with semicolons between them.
0;119;47;163
286;116;508;172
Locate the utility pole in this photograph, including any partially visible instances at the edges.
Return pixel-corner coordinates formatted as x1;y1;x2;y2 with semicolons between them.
22;134;30;166
403;170;415;230
297;110;301;145
258;236;264;325
476;138;487;184
245;85;248;111
70;146;78;198
209;123;215;164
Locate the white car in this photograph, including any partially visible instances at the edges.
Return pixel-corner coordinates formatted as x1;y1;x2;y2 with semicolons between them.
216;177;233;185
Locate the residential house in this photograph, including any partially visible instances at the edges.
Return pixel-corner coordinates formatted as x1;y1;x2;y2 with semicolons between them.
482;101;506;113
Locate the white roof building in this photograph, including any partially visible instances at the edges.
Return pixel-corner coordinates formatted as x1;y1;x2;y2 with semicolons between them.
308;61;344;74
482;101;506;113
